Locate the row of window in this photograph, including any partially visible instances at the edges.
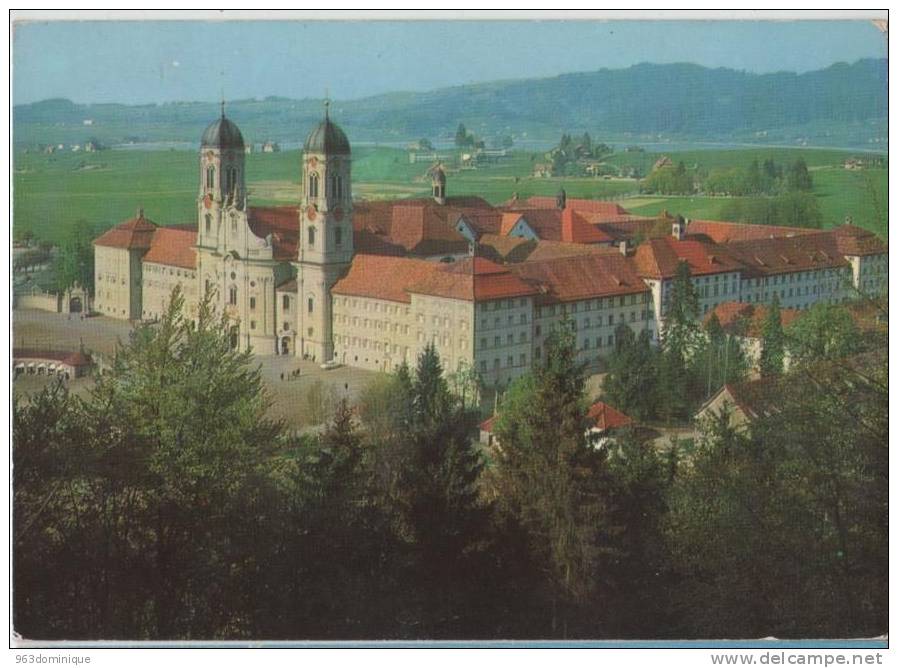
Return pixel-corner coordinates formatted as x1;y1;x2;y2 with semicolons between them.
480;331;528;349
307;172;345;200
535;293;647;318
306;225;343;248
336;298;410;317
479;354;528;373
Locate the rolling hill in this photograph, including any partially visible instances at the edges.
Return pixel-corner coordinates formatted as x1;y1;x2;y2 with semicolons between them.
13;59;887;148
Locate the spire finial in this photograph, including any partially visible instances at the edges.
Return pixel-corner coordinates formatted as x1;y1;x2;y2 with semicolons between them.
220;81;225;118
324;87;330;120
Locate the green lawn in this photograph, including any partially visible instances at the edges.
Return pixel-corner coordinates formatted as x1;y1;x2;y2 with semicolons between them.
13;145;888;245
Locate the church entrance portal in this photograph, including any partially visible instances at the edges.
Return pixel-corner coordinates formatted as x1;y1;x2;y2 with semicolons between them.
281;337;290;355
69;297;82;313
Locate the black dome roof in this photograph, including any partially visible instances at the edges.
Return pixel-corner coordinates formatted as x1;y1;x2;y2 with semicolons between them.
201;115;245;149
304;117;350;155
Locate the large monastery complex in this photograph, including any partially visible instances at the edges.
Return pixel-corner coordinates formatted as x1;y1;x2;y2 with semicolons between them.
93;109;888;386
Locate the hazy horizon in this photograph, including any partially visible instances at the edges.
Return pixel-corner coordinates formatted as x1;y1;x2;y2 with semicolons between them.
13;20;887;106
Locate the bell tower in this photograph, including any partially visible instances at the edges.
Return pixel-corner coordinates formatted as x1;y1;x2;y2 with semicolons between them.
196;102;246;253
295;101;353;362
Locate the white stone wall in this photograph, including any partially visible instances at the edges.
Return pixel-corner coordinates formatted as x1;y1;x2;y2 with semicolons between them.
532;291;653;372
739;267;854;311
332;294;417;372
413;293;475;374
850;253;888;297
141;262;198;321
474;296;534;386
94;245;139;319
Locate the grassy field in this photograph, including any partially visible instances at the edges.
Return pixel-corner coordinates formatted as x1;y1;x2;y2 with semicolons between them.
13;145;888;245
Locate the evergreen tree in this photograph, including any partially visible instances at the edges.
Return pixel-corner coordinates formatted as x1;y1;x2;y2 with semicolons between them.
746;159;763;194
759;294;785;376
491;323;615;636
382;344;490;636
603;427;674;635
14;287;283;639
787;158;813;191
657;261;703;419
601;324;657;420
54;219;95;292
786;303;862;365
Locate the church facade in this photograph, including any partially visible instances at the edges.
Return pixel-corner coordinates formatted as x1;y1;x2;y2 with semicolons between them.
94;109;888;386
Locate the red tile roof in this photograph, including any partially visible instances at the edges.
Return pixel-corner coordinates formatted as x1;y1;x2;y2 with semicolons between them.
587;401;634;431
14;349;92;367
94;210;157;250
633;236;743;279
705;301;802;338
352;199;473;256
830;224;888;256
722;232;850;278
248;206;299;261
332;254;440;304
408;256;540;302
143;227;197;269
687;219;819;244
511;253;649;303
515;197;628;217
561;208;615;244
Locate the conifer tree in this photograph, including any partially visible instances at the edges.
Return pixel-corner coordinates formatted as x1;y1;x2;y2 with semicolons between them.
759;294;786;376
491;323;615;636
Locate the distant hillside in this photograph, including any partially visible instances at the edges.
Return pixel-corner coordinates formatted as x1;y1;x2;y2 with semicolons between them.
13;59;887;148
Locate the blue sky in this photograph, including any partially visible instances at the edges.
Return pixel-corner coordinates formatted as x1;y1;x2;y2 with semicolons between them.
12;19;887;105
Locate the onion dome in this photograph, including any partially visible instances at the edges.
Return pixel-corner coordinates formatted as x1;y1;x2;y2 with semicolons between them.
304;107;351;155
201;105;245;149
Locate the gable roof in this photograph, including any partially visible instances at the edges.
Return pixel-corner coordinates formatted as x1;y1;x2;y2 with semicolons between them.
587;401;634;431
633;236;743;279
247;206;299;261
723;232;851;278
514;196;628;217
142;227;197;269
686;219;819;244
511;252;648;303
407;256;539;302
830;223;888;256
332;254;439;304
94;210;157;250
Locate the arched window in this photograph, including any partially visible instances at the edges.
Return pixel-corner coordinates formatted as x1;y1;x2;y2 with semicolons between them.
334;226;343;246
229;286;237;305
308;226;316;247
205;213;212;234
308;296;314;314
308;172;319;199
226;166;238;192
206;165;216;190
334;174;343;199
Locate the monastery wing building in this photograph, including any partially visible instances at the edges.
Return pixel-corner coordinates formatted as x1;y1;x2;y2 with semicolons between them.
94;110;888;387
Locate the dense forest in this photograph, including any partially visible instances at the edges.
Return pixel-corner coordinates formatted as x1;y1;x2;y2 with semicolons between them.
13;282;888;640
